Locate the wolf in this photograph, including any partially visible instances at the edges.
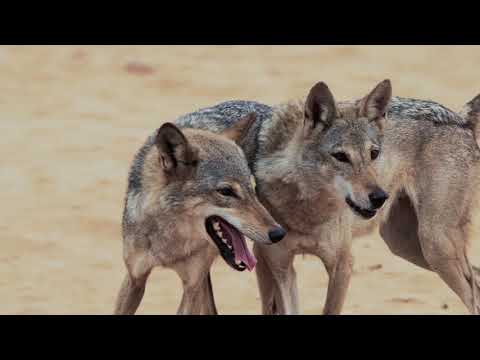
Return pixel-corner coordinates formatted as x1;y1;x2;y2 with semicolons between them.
114;115;285;315
174;80;480;314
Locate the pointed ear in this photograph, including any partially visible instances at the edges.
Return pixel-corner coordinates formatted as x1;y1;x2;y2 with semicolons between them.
358;79;392;128
304;81;337;134
220;113;257;145
461;93;480;139
155;123;198;175
461;93;480;123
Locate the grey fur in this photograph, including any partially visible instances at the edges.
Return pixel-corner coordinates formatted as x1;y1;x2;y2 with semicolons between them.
174;83;480;315
115;120;282;315
389;97;467;125
176;101;273;168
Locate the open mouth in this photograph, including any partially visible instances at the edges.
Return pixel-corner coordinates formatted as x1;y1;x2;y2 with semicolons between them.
205;216;257;272
345;197;377;220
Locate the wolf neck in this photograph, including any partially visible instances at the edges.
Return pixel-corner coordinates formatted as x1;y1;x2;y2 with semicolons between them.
254;99;305;179
254;98;326;203
253;99;344;231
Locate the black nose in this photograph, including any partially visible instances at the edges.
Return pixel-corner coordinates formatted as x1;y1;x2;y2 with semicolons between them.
268;227;286;243
369;189;389;209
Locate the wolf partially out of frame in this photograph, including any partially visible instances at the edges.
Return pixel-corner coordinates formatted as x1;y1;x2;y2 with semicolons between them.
176;80;480;314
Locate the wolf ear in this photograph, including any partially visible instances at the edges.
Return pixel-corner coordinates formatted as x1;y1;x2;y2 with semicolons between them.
461;93;480;122
221;113;257;145
358;79;392;129
460;93;480;140
155;123;198;174
304;81;337;134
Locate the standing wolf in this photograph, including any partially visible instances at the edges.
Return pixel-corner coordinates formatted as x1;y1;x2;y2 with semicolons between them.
114;116;285;315
175;80;480;314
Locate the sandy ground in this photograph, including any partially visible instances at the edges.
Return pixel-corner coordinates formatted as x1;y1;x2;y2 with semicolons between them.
2;45;480;315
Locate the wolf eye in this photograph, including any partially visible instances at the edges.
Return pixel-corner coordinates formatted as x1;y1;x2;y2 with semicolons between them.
331;152;350;163
217;187;237;198
371;149;380;160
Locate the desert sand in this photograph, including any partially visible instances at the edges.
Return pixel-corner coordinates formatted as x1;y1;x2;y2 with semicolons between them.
2;45;480;314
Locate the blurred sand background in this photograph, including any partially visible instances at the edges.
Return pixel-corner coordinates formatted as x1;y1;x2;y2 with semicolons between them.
2;45;480;314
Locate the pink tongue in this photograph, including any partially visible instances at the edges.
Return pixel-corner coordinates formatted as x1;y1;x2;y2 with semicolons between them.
220;221;257;271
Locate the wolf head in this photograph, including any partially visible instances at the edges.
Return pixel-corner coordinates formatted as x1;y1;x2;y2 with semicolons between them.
300;80;391;219
155;114;284;271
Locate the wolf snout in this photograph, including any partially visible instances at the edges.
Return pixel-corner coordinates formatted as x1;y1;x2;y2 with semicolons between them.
268;227;286;243
369;188;389;209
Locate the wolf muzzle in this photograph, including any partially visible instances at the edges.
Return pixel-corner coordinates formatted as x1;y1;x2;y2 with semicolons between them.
368;188;389;209
268;227;286;243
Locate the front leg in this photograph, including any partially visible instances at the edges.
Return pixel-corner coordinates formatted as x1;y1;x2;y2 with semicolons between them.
114;250;153;315
275;262;299;315
200;272;218;315
253;243;279;314
320;247;354;315
314;225;353;314
174;251;216;315
114;271;150;315
254;242;299;315
177;283;204;315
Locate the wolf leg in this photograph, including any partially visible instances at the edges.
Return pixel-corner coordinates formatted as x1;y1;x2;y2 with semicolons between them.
419;224;479;314
317;245;354;315
380;190;480;314
114;272;150;315
473;266;480;288
175;253;215;315
273;260;299;315
114;252;153;315
253;244;280;314
177;284;204;315
199;272;218;315
379;191;431;270
254;243;299;315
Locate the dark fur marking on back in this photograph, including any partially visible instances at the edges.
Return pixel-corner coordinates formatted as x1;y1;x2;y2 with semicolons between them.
388;97;468;127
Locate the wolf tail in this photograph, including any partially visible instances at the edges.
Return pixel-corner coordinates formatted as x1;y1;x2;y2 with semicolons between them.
459;94;480;145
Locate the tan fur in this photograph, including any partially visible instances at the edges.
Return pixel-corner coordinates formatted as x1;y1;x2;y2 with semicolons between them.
253;80;480;314
114;119;282;315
